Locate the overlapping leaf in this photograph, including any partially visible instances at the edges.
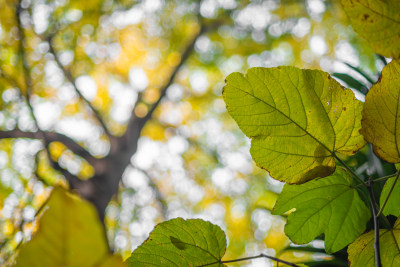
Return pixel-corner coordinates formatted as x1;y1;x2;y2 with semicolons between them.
126;218;227;267
360;60;400;163
380;173;400;216
15;187;126;267
348;217;400;267
342;0;400;58
272;168;370;254
223;67;365;184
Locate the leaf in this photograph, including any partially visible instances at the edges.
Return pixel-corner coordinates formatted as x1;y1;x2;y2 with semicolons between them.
15;187;126;267
348;217;400;267
126;218;227;267
223;67;365;184
272;167;371;254
380;174;400;216
342;0;400;58
360;60;400;163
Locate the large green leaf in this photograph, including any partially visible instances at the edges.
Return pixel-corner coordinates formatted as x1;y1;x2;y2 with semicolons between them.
223;67;365;184
348;217;400;267
126;218;227;267
272;168;370;254
342;0;400;58
15;187;126;267
380;174;400;216
360;60;400;163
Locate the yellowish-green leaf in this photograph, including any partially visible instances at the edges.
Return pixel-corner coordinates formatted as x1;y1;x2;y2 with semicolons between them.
380;173;400;216
223;67;365;184
361;60;400;163
342;0;400;58
348;217;400;267
126;218;227;267
272;168;370;253
15;187;126;267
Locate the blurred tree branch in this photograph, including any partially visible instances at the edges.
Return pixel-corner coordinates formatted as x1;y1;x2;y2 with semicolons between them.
47;35;115;141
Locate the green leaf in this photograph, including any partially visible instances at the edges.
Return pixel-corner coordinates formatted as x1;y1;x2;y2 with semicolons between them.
348;217;400;267
380;175;400;216
15;187;126;267
342;0;400;58
272;168;370;254
360;60;400;163
223;67;365;184
126;218;227;267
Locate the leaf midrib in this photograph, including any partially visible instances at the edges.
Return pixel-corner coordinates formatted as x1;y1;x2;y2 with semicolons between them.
230;80;334;156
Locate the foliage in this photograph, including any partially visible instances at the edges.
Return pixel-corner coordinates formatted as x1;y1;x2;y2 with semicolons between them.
272;167;370;254
127;218;226;267
223;66;365;184
348;217;400;267
14;187;126;267
0;0;397;266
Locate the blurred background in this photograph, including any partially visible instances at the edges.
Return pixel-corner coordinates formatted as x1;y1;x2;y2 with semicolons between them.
0;0;387;266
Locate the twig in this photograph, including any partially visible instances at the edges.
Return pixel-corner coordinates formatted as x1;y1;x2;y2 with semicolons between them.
200;253;300;267
377;170;400;217
334;154;368;187
367;177;382;267
47;35;114;140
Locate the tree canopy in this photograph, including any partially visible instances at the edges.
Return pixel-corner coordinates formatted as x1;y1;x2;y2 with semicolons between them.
0;0;395;266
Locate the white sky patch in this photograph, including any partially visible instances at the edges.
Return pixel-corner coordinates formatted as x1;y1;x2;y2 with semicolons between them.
211;168;234;189
335;41;359;66
166;83;184;102
32;3;50;34
309;35;327;55
112;6;144;28
236;4;271;30
129;68;149;91
34;101;61;129
56;117;101;141
142;0;164;13
167;136;188;155
76;75;97;101
45;61;64;88
189;70;209;94
132;138;161;170
109;81;137;123
65;9;82;22
123;167;148;190
292;18;311;38
195;36;211;53
307;0;326;14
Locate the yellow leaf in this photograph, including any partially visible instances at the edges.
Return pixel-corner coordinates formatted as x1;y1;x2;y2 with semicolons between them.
361;60;400;163
342;0;400;58
15;187;126;267
224;67;365;184
348;217;400;267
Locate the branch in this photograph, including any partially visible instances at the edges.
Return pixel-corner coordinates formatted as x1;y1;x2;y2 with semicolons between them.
200;253;301;267
47;36;114;140
0;129;99;167
367;178;382;267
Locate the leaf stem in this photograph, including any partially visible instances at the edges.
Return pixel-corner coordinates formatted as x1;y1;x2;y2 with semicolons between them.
367;178;382;267
334;154;367;187
377;170;400;217
200;253;300;267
